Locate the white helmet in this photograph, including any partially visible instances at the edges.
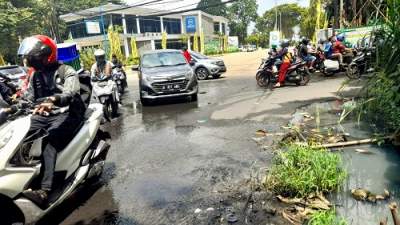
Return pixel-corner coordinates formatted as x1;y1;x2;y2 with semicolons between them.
94;49;106;63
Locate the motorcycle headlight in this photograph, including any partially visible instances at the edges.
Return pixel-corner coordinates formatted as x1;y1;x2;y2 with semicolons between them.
185;71;194;80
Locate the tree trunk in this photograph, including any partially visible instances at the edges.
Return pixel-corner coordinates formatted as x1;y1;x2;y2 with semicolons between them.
333;0;340;29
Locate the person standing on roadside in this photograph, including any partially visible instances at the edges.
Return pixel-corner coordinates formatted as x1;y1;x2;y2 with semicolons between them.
182;47;192;63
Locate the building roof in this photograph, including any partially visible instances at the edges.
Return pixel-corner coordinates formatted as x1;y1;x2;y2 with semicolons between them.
60;3;229;23
60;3;166;22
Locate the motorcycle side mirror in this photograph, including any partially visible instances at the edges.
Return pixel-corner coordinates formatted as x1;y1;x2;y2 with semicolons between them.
131;65;139;71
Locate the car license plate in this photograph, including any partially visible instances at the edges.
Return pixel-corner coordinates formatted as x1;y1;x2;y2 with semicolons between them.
162;84;181;90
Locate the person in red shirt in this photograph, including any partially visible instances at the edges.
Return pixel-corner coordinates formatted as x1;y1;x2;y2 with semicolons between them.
182;47;192;63
330;36;346;65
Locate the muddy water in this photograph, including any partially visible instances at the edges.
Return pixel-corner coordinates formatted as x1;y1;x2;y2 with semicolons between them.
296;101;400;225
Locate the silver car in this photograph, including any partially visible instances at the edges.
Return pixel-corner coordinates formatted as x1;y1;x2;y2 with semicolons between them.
189;51;227;80
134;49;198;105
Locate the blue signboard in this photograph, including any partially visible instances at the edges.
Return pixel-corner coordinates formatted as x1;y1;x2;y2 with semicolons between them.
185;16;197;33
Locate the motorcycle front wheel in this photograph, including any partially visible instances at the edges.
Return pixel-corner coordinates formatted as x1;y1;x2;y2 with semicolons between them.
103;102;111;122
256;71;270;87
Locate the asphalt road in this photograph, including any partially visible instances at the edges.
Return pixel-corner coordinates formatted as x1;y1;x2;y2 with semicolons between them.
38;50;353;225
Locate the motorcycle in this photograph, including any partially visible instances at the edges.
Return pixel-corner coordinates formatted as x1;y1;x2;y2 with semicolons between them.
92;76;119;120
319;51;355;76
112;66;127;94
346;47;376;79
0;103;109;225
256;57;311;87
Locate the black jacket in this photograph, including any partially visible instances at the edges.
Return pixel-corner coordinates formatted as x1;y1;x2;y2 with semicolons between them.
25;64;86;118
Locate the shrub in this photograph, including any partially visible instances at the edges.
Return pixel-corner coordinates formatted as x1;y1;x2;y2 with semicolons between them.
80;48;96;71
265;144;346;198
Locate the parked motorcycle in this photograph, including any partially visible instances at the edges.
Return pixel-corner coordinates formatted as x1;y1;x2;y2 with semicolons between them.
0;103;109;225
92;76;119;120
256;57;311;87
346;47;376;79
112;66;127;94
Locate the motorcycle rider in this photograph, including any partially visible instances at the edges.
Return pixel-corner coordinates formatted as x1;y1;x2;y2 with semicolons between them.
299;38;316;70
274;40;292;88
17;35;85;206
111;54;127;88
91;49;113;80
268;44;278;58
330;36;346;66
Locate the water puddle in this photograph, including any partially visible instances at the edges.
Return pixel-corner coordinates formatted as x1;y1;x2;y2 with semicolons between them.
296;100;400;225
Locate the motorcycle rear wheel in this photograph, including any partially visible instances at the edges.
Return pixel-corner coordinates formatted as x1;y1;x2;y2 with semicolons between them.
346;64;361;79
298;70;311;86
256;71;270;87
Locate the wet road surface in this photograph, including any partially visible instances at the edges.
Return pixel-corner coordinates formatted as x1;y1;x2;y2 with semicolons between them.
39;51;352;225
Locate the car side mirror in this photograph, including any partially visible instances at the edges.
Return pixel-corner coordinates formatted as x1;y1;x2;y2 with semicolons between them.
131;65;139;71
189;61;196;66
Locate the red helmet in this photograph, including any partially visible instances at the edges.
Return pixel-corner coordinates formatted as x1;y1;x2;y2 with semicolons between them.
18;35;57;70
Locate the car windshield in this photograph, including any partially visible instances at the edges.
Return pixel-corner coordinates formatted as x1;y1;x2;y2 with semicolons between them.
190;51;208;60
0;67;23;75
142;52;187;68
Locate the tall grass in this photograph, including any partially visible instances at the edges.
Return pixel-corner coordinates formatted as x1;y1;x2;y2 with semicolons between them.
307;209;347;225
363;0;400;132
265;144;346;198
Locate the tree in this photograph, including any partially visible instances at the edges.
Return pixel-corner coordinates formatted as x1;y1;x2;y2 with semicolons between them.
227;0;258;44
256;4;306;40
197;0;227;16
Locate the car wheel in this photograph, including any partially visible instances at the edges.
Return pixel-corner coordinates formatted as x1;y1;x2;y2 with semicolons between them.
196;67;209;80
212;74;221;79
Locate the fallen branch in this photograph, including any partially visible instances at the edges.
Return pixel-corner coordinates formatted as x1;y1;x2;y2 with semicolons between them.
389;202;400;225
307;136;393;149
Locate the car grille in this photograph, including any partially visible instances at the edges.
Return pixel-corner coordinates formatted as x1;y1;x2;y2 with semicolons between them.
152;79;189;93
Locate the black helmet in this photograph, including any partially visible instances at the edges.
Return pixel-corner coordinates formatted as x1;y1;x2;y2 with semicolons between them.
280;39;290;48
301;37;310;45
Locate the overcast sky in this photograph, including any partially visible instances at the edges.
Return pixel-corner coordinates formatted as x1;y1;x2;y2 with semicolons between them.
124;0;310;32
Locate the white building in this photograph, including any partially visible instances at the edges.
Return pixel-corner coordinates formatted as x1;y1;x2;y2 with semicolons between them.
60;3;229;56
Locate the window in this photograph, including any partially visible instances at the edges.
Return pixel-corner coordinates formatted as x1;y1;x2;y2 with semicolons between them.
163;18;181;34
125;15;138;34
222;23;226;34
111;14;123;27
141;51;187;68
214;22;220;33
155;39;185;50
139;16;161;33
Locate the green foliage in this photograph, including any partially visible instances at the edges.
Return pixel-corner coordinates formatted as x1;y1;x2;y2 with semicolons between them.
265;144;346;198
125;55;139;66
227;0;258;43
197;0;227;16
307;209;347;225
256;4;306;40
80;48;96;70
301;0;326;39
362;0;400;132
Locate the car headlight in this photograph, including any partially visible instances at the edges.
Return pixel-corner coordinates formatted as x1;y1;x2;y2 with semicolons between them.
144;74;153;83
210;61;218;65
185;71;194;80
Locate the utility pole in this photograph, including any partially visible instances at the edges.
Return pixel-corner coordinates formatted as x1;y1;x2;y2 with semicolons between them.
339;0;344;29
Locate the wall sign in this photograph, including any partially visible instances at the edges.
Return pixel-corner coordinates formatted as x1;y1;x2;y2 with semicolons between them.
185;16;197;33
